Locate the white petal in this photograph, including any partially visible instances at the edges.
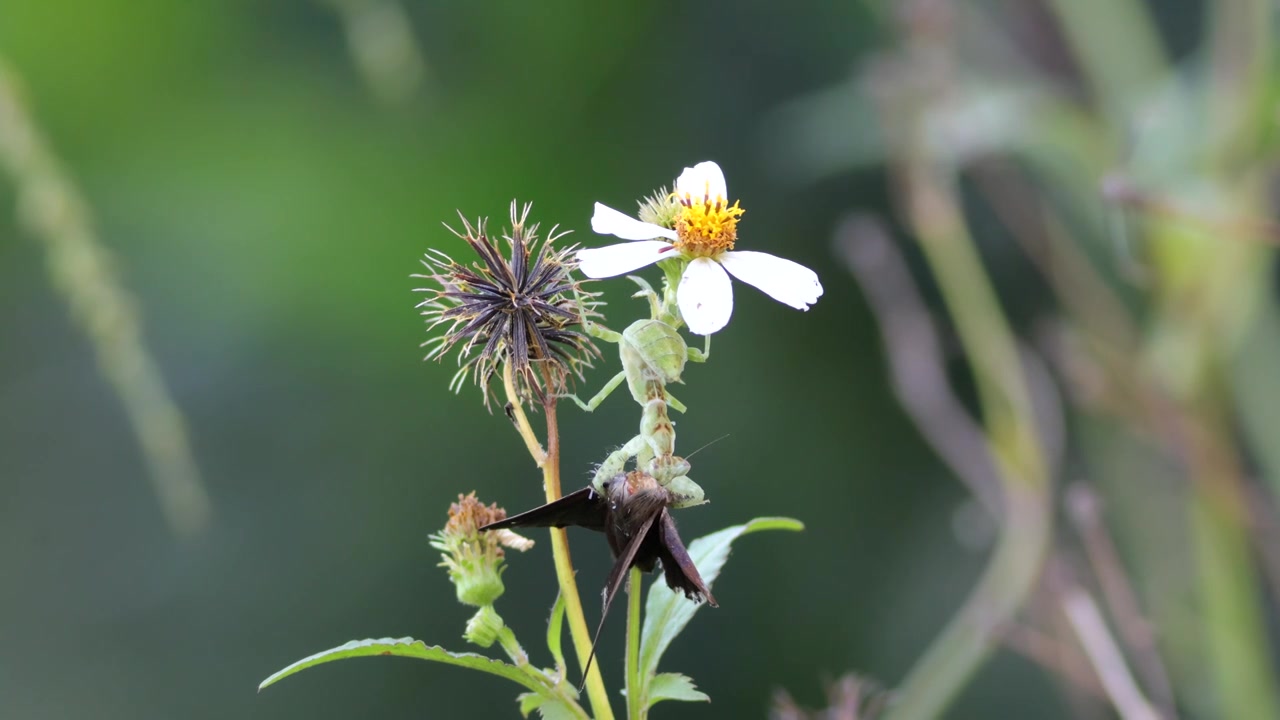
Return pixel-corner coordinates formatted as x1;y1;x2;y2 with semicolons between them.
577;241;671;278
678;257;733;335
674;161;728;202
719;250;823;310
591;202;677;241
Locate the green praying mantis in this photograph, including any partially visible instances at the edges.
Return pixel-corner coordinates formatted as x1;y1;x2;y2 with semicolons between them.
568;273;709;508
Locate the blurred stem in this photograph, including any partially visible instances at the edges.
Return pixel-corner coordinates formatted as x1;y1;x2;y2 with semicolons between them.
1000;621;1107;701
1234;301;1280;500
883;162;1051;720
321;0;429;106
836;215;1003;518
0;56;211;537
1065;484;1177;716
626;566;643;720
1182;394;1280;720
1206;0;1274;163
1045;0;1166;127
500;366;614;720
1200;4;1280;713
1060;583;1160;720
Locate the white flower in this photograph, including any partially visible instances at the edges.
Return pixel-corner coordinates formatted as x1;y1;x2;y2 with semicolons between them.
578;161;823;335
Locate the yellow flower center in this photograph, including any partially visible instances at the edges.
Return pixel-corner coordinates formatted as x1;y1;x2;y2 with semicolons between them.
672;189;744;257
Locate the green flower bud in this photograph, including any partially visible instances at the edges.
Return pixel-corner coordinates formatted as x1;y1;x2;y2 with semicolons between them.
429;493;533;608
463;605;505;648
637;185;681;229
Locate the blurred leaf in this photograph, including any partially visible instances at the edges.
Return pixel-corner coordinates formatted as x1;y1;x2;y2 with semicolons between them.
638;517;804;682
760;84;886;184
258;637;542;692
646;672;709;707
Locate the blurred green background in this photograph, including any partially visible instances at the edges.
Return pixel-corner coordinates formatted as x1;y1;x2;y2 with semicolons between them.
1;1;1269;719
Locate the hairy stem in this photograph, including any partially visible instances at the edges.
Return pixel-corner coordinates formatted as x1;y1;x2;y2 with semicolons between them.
883;162;1052;719
495;625;530;667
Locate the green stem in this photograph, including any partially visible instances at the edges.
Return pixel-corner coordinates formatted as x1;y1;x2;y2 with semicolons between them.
495;625;529;667
502;365;614;720
1197;8;1280;705
883;163;1052;720
1182;392;1280;720
1193;487;1280;720
625;566;644;720
495;624;592;720
543;399;616;720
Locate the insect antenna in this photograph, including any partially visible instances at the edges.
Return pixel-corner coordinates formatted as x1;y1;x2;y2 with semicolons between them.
683;433;731;461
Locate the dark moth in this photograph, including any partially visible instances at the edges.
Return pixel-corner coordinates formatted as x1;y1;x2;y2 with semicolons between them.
480;470;716;679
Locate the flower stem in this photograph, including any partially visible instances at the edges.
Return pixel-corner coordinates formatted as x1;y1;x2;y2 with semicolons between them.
495;624;529;667
502;365;547;466
502;364;614;719
542;398;615;720
495;624;592;720
625;566;643;720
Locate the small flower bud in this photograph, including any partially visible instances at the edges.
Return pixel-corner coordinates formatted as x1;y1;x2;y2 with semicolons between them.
637;185;681;229
429;492;533;607
463;604;505;648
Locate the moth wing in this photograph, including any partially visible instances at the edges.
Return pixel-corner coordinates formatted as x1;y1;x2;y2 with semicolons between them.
479;486;607;532
580;509;660;687
656;509;717;607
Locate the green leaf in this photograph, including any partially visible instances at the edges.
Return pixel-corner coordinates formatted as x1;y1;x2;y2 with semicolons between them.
638;517;803;680
519;692;543;718
258;637;542;693
647;673;709;706
535;699;581;720
518;691;585;720
546;592;567;676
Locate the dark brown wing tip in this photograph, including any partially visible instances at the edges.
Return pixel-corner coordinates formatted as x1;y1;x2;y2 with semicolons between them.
681;587;717;607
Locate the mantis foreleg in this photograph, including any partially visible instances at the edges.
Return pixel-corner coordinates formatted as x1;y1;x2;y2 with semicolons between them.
592;434;649;492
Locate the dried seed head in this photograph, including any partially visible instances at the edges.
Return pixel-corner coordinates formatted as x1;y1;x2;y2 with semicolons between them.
414;201;601;408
